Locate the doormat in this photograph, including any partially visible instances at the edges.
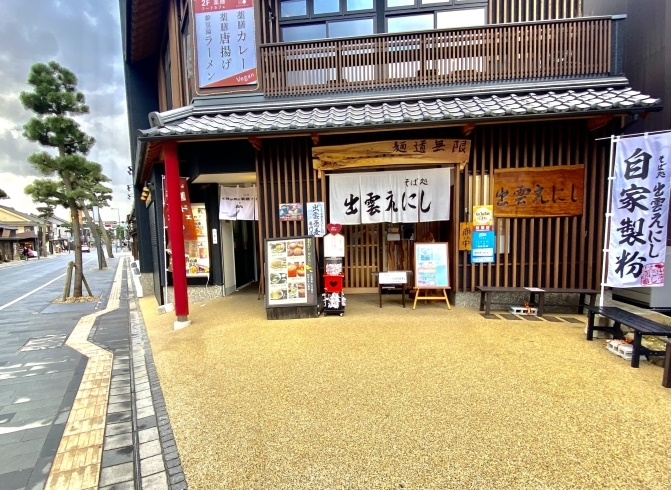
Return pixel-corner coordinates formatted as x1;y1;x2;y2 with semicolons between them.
521;315;543;321
500;314;522;320
560;317;584;324
543;316;563;322
480;313;499;320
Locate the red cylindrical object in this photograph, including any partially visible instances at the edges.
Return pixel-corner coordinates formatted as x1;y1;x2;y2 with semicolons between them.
164;140;189;320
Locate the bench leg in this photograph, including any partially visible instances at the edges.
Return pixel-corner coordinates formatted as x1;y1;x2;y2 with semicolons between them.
485;292;492;315
479;291;485;312
379;284;382;308
537;293;545;317
578;294;585;315
631;331;642;368
663;341;671;388
586;310;595;341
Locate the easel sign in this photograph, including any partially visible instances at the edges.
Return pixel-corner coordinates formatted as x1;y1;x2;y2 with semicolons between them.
413;242;451;310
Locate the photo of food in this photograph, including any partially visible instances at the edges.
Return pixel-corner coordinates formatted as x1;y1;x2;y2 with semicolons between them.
287;285;298;299
279;203;303;221
271;242;285;254
297;283;306;298
270;273;287;285
287;241;305;257
270;289;286;300
270;258;286;269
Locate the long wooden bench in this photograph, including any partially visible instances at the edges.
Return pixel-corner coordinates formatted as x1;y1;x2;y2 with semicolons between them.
585;305;671;372
476;286;598;316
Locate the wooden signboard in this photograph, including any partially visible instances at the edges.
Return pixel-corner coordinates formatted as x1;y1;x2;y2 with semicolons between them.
493;165;585;218
413;242;451;310
313;139;471;173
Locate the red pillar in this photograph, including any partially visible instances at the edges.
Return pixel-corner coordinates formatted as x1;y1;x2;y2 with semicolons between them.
164;140;189;323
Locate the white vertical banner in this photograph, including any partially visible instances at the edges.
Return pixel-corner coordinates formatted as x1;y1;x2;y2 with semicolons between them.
306;202;326;237
360;173;390;224
606;133;671;287
329;174;361;225
419;168;452;222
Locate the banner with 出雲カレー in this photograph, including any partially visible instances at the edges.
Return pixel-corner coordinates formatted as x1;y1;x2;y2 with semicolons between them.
606;133;671;287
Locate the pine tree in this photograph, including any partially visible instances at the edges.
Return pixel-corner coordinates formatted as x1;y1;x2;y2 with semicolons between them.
21;61;110;296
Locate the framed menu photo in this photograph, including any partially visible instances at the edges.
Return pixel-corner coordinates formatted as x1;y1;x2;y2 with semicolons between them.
265;236;318;308
414;242;450;289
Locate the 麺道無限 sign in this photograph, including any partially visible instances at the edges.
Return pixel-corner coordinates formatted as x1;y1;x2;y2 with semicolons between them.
493;165;584;217
313;139;471;172
194;0;258;90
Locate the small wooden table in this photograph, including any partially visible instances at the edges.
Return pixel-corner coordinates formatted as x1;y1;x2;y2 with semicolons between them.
372;271;412;308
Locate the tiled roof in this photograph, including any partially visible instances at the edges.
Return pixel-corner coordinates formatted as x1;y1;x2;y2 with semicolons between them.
140;87;661;139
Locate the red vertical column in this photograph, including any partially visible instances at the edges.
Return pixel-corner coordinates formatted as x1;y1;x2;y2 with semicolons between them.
164;140;190;323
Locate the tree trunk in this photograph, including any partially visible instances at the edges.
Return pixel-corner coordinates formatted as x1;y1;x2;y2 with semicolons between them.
98;215;114;258
68;202;83;297
82;207;107;269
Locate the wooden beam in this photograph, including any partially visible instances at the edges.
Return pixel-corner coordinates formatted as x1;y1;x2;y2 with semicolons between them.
248;137;263;151
311;133;320;146
461;123;476;136
587;115;614;132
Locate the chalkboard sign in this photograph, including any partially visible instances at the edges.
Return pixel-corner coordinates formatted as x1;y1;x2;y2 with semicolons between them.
414;243;450;289
265;236;318;308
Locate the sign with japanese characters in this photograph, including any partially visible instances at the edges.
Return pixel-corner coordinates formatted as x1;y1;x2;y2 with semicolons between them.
606;133;671;287
194;0;258;89
164;177;198;241
470;230;495;264
265;236;318;307
379;271;408;284
458;222;472;251
313;139;471;172
493;165;584;217
414;242;450;289
306;202;325;237
472;205;493;231
324;233;345;258
219;185;257;220
329;168;452;224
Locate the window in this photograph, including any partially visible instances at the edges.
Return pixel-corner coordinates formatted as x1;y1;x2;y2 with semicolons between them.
278;0;487;41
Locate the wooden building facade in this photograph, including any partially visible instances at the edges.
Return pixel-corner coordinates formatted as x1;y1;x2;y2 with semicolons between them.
120;0;662;317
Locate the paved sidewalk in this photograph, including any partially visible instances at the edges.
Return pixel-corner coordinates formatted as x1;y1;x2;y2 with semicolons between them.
0;255;187;489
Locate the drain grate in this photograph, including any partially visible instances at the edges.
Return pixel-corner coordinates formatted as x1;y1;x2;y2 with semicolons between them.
19;334;67;352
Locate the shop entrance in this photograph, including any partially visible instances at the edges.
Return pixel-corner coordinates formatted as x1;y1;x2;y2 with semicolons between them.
233;219;256;288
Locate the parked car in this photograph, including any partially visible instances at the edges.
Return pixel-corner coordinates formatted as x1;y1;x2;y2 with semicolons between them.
81;244;91;253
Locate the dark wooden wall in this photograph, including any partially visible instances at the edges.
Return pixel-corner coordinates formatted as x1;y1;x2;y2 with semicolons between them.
255;119;610;294
457;119;609;292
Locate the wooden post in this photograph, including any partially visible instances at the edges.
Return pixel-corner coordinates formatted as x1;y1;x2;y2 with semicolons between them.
164;140;190;326
62;261;74;301
81;271;93;297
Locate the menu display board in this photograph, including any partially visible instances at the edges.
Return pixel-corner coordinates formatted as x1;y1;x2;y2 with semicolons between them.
414;243;450;289
187;204;210;277
265;236;318;308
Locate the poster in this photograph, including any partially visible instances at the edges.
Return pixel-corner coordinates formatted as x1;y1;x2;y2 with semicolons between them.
194;0;258;89
414;243;450;289
471;230;495;264
459;223;472;251
187;204;210;276
306;202;325;237
606;133;671;287
472;205;493;230
265;236;318;307
279;203;303;221
164;177;198;241
329;168;452;225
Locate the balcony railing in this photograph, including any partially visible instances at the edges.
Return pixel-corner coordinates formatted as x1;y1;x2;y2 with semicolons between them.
260;16;621;98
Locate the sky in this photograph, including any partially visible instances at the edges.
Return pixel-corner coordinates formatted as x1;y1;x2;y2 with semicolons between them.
0;0;132;223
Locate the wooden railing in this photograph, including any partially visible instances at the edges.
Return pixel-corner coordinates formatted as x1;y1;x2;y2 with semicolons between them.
260;17;619;98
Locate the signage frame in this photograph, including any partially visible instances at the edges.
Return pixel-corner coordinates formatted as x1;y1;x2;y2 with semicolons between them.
264;235;319;309
414;242;450;290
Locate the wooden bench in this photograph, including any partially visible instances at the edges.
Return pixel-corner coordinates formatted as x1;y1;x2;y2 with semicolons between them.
663;339;671;388
476;286;598;316
585;305;671;371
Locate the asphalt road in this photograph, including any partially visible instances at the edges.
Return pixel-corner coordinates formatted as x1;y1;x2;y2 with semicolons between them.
0;252;119;490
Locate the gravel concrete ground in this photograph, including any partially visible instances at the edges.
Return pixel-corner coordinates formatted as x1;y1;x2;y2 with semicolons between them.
140;289;671;490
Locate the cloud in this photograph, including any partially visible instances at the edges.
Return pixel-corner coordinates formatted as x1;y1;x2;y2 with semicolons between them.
0;0;133;219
